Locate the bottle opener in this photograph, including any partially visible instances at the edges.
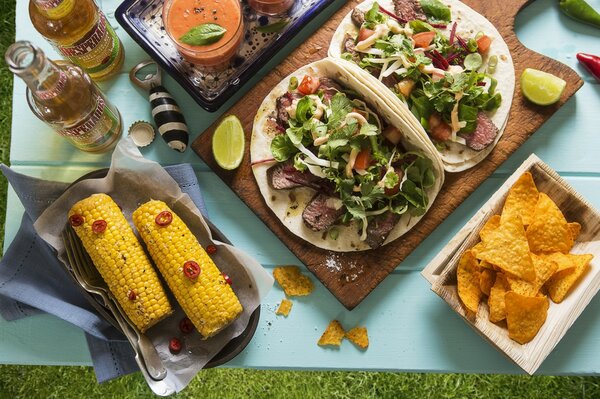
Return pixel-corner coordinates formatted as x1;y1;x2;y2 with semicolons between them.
129;60;189;152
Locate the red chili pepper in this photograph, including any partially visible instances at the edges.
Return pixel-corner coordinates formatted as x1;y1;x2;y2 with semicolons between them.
206;244;217;255
69;214;84;227
127;290;136;301
179;317;194;334
222;272;232;285
92;220;107;233
577;53;600;82
155;211;173;226
183;261;201;279
169;337;182;354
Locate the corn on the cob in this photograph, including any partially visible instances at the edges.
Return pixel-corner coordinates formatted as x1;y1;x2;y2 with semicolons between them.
68;194;173;332
132;200;243;339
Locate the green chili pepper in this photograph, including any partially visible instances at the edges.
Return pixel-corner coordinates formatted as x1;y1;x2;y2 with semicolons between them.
559;0;600;28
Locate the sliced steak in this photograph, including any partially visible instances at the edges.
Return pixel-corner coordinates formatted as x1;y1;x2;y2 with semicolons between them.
344;34;362;65
365;211;401;249
394;0;426;21
268;161;334;194
460;112;499;151
351;8;366;26
319;77;342;102
366;67;398;88
275;92;302;129
302;193;346;232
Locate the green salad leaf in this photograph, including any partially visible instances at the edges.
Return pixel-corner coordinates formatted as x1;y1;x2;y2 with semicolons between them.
420;0;452;23
270;135;297;162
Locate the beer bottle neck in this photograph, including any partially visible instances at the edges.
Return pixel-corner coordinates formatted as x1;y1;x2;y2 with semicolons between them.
5;41;67;101
31;0;76;19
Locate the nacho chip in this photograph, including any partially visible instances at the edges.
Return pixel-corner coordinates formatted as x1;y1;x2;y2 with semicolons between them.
276;298;293;317
480;215;501;242
480;269;495;296
545;254;593;303
317;320;345;347
506;253;559;297
346;326;369;349
479;260;496;270
526;193;573;254
488;273;509;323
505;292;549;344
471;242;485;258
501;172;539;226
457;250;482;313
477;214;536;282
568;222;581;241
273;266;314;296
541;252;576;273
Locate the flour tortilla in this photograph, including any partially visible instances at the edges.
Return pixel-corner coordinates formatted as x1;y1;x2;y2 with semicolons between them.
250;58;445;252
328;0;515;172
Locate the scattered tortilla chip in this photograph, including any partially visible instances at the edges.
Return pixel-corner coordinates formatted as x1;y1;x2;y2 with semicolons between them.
501;172;539;226
471;242;485;258
480;269;495;296
488;273;509;323
480;215;501;242
317;320;345;347
541;252;576;273
505;292;549;344
477;214;536;282
479;260;496;270
273;266;314;296
545;254;593;303
457;250;482;314
568;222;581;241
346;327;369;349
276;298;293;317
506;253;559;297
526;193;573;254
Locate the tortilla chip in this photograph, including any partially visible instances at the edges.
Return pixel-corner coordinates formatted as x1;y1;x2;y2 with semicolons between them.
505;292;549;344
479;260;497;270
541;252;576;273
477;214;536;282
457;250;482;313
501;172;539;226
318;320;345;347
480;215;501;241
488;273;509;322
346;327;369;349
526;193;573;254
480;269;495;296
273;266;314;296
545;254;593;303
568;222;581;241
506;253;559;297
276;298;293;317
471;242;485;258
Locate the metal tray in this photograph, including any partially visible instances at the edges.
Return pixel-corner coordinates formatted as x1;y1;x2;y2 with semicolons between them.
115;0;337;111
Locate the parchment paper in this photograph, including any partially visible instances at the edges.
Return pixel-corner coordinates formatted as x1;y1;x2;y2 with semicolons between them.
34;137;273;392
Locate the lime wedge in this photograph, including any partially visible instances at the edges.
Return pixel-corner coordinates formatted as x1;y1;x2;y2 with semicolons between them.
212;115;245;170
520;68;566;106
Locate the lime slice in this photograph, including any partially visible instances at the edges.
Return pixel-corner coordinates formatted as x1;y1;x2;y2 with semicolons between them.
212;115;245;170
520;68;566;106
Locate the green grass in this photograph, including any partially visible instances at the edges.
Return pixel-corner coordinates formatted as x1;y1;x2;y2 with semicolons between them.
0;1;599;398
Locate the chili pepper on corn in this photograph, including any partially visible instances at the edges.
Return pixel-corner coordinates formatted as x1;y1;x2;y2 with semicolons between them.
559;0;600;28
577;53;600;82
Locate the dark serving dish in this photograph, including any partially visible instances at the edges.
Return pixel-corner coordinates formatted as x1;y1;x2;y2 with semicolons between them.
115;0;338;112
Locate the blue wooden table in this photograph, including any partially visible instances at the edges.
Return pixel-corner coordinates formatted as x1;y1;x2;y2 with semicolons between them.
4;0;600;374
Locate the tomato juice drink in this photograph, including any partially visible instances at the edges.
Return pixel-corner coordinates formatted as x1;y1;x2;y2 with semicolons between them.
163;0;244;68
248;0;295;16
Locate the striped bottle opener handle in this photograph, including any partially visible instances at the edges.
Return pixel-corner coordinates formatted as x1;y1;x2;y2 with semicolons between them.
129;60;189;152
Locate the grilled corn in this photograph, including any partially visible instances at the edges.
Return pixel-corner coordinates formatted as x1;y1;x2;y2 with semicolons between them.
133;200;243;339
68;193;173;332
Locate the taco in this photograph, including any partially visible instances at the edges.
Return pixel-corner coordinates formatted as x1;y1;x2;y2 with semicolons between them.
328;0;515;172
250;58;445;252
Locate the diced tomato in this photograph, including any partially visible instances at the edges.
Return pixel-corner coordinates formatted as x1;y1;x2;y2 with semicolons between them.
382;125;403;145
412;31;436;48
428;114;452;142
298;75;321;95
477;35;492;53
354;149;371;170
358;28;375;42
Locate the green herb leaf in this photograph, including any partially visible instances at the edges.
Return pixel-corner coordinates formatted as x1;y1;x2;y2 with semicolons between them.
270;134;298;162
409;20;436;33
256;19;290;33
179;23;227;46
420;0;451;23
328;93;353;128
364;3;386;28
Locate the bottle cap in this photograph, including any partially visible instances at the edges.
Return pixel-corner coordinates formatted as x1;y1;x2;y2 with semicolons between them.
128;121;155;147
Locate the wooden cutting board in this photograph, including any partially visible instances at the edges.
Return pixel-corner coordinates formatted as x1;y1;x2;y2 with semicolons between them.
192;0;583;310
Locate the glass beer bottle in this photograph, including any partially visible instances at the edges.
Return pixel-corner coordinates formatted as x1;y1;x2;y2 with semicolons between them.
5;41;122;153
29;0;124;81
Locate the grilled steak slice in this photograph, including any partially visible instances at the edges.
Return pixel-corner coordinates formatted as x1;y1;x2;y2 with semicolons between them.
366;211;401;249
319;77;342;102
268;161;334;194
366;67;398;89
275;92;302;129
460;112;499;151
344;34;362;64
351;8;366;26
302;193;345;231
394;0;426;21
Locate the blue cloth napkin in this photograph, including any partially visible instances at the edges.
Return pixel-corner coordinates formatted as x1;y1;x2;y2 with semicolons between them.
0;164;208;382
